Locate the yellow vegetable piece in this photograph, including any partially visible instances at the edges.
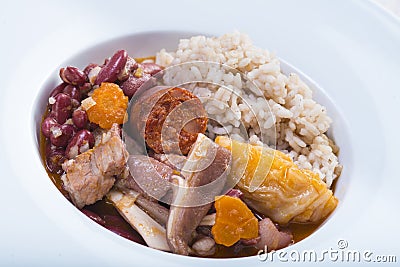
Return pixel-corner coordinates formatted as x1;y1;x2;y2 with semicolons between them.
215;136;338;225
86;82;128;129
211;195;258;247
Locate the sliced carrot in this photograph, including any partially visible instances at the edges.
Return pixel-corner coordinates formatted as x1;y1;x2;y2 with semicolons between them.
86;82;128;129
211;195;258;247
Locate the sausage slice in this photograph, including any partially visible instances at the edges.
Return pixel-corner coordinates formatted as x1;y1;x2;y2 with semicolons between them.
129;86;208;155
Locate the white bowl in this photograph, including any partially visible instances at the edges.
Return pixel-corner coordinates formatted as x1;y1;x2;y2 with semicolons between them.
2;1;400;266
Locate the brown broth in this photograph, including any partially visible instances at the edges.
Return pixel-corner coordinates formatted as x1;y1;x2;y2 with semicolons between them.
211;244;260;258
135;56;156;63
288;221;323;243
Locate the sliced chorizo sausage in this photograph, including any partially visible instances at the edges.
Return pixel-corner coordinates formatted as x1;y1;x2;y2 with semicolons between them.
129;86;208;155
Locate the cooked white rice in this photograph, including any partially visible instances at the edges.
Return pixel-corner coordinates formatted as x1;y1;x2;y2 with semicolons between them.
156;32;341;188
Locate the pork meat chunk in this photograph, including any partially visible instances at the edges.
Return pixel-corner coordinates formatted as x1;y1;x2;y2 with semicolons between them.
255;218;293;251
61;124;129;208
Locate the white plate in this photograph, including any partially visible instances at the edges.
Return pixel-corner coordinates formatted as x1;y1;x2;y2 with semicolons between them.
1;0;400;266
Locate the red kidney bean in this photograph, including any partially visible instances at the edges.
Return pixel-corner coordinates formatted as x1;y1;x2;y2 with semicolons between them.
46;141;68;158
87;122;99;131
49;124;75;147
141;63;163;76
72;110;88;129
63;85;81;102
95;50;128;85
51;93;72;124
117;56;138;82
79;82;92;96
41;116;59;138
83;63;99;76
65;129;94;159
81;209;106;226
49;83;68;98
72;100;80;109
46;147;67;174
60;66;88;86
120;73;151;98
63;85;81;108
102;58;110;67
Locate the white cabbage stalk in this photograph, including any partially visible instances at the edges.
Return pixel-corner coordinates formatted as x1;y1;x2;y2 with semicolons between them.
107;189;170;251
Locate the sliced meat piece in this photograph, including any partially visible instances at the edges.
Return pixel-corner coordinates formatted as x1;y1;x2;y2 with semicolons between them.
151;153;187;171
93;135;127;177
62;153;115;209
167;134;231;255
61;124;128;208
124;155;174;202
254;218;293;252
